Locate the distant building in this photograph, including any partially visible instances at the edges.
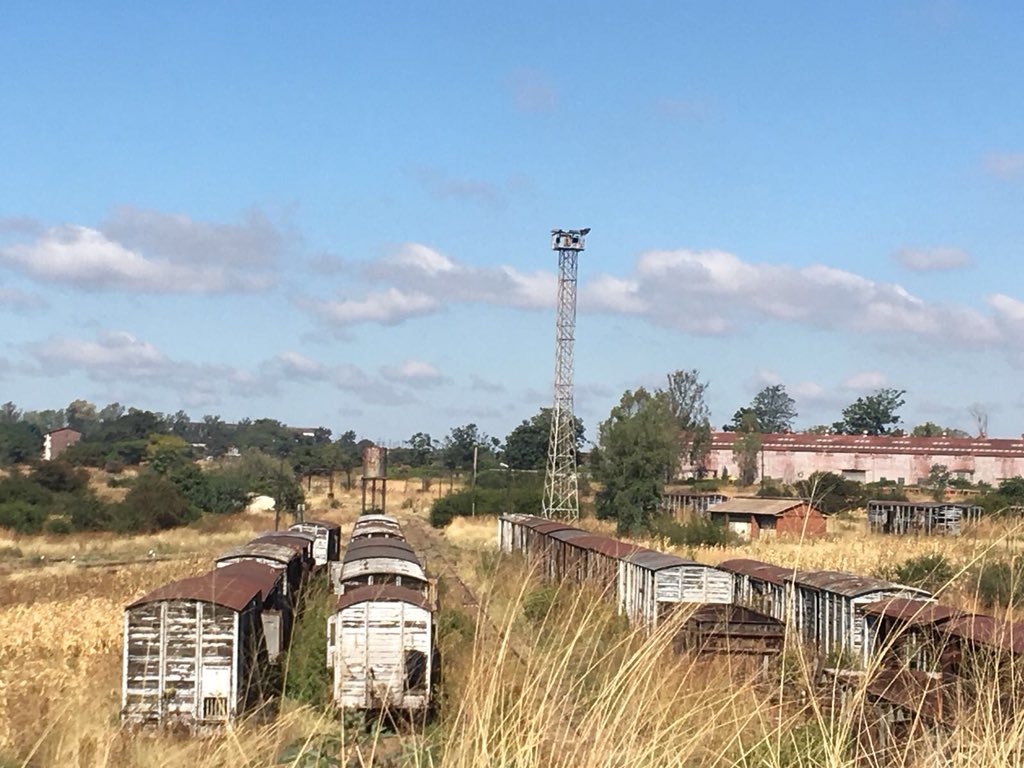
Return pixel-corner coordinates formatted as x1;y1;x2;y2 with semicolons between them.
697;432;1024;486
707;497;827;541
42;427;82;461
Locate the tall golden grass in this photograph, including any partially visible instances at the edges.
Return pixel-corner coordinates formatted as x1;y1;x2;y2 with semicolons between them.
5;511;1024;766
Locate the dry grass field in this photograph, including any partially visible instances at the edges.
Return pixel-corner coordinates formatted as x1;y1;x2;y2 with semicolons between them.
4;484;1024;766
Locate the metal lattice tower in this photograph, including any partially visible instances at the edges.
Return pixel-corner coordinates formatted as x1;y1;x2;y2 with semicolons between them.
544;228;589;520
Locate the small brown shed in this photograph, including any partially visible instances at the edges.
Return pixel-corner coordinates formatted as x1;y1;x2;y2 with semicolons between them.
707;498;827;540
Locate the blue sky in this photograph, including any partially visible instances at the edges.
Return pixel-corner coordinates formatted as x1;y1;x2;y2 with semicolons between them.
2;2;1024;445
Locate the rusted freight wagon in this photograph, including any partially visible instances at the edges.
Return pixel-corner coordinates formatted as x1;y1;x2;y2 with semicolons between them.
121;567;279;729
791;571;931;659
289;519;342;567
497;514;548;556
860;598;961;670
327;585;436;714
619;553;733;632
718;558;793;623
331;539;429;596
216;543;305;598
251;531;317;575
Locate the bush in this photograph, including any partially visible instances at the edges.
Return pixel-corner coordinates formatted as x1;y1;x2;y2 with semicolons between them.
0;500;46;534
971;558;1024;608
429;484;543;528
283;579;332;706
114;473;198;533
522;585;558;624
30;461;89;493
794;471;866;515
878;553;955;594
649;515;735;548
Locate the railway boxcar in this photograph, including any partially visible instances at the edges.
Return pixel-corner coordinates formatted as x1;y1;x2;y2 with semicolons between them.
718;558;793;623
289;520;342;567
327;585;436;714
121;566;279;729
331;540;429;596
497;514;548;556
216;542;305;598
619;553;733;631
215;560;291;662
251;531;317;575
860;598;961;670
674;604;785;660
791;571;932;658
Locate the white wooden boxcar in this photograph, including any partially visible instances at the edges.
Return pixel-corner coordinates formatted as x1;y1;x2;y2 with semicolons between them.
216;542;305;597
327;585;436;713
289;519;342;568
330;541;428;595
619;552;733;631
791;571;932;659
121;568;276;729
718;558;793;623
497;514;547;555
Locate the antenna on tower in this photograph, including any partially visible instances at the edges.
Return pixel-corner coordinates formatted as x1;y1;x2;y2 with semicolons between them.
544;228;588;520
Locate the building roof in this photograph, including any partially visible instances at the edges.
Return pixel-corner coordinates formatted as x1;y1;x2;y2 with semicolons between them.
44;427;81;436
128;569;262;612
336;584;433;612
710;431;1024;458
707;498;813;517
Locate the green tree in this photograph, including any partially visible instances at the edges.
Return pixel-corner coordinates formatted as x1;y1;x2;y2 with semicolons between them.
590;388;678;534
22;409;65;433
145;434;192;474
65;399;99;435
405;432;435;467
665;369;712;473
0;422;43;464
0;402;20;424
911;422;969;438
833;388;906;435
733;431;762;485
503;408;585;471
442;423;490;472
794;471;865;515
750;384;797;433
116;473;198;532
928;463;951;500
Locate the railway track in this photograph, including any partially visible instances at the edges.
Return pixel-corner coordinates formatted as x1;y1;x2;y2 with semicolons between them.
399;514;526;664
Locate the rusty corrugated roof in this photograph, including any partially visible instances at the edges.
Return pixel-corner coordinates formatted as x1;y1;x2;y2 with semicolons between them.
216;542;302;567
864;669;952;723
128;569;263;612
795;570;931;598
531;521;578;535
345;536;413;554
624;551;696;570
944;615;1024;653
717;558;795;585
342;543;421;565
335;584;433;612
711;431;1024;459
549;528;592;542
566;535;644;559
861;598;959;625
215;561;284;603
707;498;814;517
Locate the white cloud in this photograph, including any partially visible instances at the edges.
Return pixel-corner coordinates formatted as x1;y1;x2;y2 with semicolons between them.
792;381;826;401
413;168;508;210
0;208;281;293
895;247;972;272
983;152;1024;180
307;288;440;326
307;242;557;329
585;248;1002;346
841;371;889;391
381;359;447;386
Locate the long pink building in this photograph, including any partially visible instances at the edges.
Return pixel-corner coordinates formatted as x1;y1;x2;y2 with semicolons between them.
700;432;1024;486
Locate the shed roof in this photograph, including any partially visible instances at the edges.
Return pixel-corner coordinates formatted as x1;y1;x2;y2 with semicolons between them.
861;598;959;625
707;498;813;516
944;615;1024;653
717;558;795;585
216;542;301;567
128;569;262;612
624;551;695;571
342;543;421;566
336;584;433;612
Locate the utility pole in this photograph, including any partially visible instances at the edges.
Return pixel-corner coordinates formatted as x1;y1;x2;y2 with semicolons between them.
543;228;589;520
